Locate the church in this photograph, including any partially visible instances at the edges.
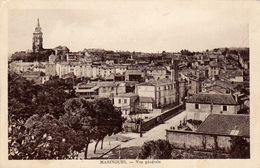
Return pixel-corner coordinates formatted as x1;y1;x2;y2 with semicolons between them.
32;18;43;53
31;19;69;62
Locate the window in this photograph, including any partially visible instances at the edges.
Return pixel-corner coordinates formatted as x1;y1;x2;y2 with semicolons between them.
124;99;127;104
195;104;199;109
223;105;227;111
118;99;121;104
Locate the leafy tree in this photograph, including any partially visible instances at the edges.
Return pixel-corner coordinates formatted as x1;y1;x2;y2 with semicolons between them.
138;139;173;159
180;49;194;56
8;71;37;121
60;98;97;159
229;137;250;158
92;98;124;153
9;114;85;159
33;76;76;119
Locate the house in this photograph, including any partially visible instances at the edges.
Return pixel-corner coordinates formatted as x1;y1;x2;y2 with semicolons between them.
144;66;167;80
92;65;115;78
45;53;56;76
114;65;127;75
166;114;249;153
56;62;70;78
33;63;45;73
188;77;202;96
208;61;220;76
75;83;99;99
97;82;116;99
219;69;244;82
186;93;241;121
114;93;138;117
22;71;42;84
61;72;76;85
135;78;175;109
125;69;144;82
9;61;34;73
53;45;69;61
196;114;249;137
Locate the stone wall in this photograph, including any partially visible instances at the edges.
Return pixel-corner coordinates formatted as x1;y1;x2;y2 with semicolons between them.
166;130;249;152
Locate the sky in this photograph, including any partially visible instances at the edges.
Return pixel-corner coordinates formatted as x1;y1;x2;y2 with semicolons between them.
8;1;249;54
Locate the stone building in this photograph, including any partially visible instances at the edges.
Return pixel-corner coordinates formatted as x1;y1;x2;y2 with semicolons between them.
186;93;241;121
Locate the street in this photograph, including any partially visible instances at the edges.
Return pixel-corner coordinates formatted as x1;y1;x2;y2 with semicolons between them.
78;111;187;159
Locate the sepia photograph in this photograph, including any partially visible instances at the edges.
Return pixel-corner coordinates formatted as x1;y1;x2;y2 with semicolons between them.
1;0;260;167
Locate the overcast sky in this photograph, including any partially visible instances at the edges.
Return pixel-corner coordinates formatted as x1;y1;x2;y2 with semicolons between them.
8;1;249;54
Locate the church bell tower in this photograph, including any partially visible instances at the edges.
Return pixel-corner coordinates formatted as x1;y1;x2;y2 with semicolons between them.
32;18;43;52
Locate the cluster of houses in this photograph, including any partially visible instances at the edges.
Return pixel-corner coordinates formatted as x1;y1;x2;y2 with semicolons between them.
164;49;250;154
9;19;250;156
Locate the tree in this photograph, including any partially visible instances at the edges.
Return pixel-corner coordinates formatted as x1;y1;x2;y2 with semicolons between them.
9;114;85;159
33;76;76;119
8;71;37;121
92;98;124;153
180;49;194;56
61;98;97;159
138;139;173;159
229;137;250;158
8;71;76;121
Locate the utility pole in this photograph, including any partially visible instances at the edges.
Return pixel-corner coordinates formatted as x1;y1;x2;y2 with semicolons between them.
138;105;143;138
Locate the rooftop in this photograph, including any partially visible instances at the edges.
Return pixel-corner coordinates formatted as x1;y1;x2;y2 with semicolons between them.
114;93;138;98
197;114;249;137
186;93;237;105
138;78;172;86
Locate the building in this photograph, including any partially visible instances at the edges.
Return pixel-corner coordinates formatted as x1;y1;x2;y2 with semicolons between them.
135;78;175;109
97;82;117;99
196;114;249;137
125;69;144;82
145;66;167;80
186;93;241;121
22;71;43;84
208;61;220;77
92;65;115;78
219;69;244;82
75;83;99;99
32;19;43;53
9;61;34;73
188;77;202;96
166;114;249;153
114;65;127;75
54;46;70;61
114;93;138;117
56;62;70;78
45;53;56;76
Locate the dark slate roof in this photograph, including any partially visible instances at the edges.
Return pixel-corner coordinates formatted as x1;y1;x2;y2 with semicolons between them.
197;114;249;137
186;93;237;105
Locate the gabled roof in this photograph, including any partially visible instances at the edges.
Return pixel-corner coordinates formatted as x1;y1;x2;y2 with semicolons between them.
197;114;249;137
186;93;237;105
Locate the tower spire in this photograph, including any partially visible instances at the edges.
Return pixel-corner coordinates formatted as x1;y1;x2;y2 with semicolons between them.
37;18;40;27
33;18;43;52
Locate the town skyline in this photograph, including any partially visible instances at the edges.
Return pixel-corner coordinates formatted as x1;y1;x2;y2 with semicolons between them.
8;1;249;54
